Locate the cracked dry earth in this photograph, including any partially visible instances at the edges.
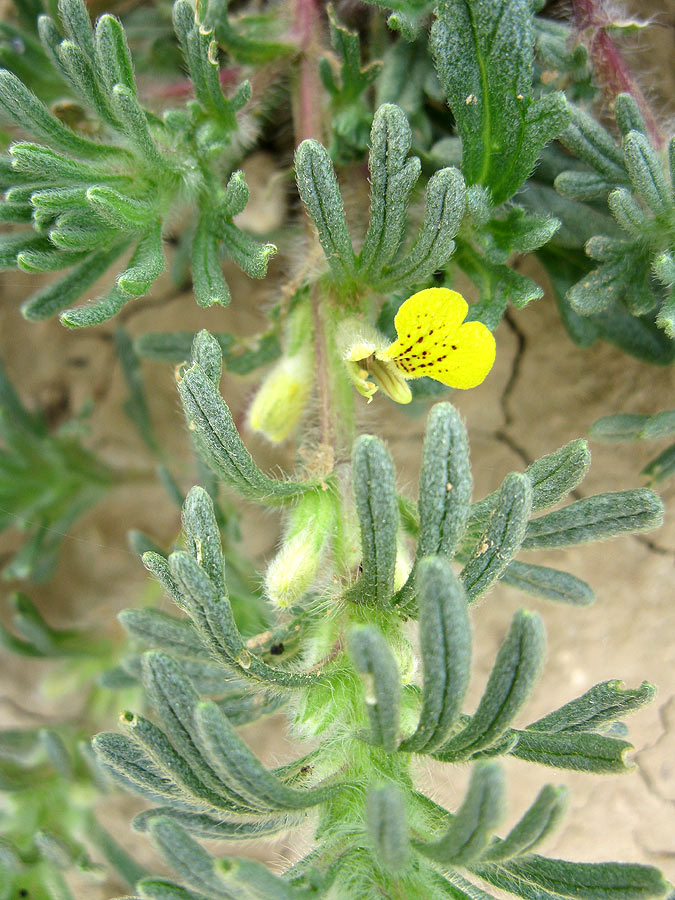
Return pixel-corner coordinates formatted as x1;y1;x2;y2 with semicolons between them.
1;248;673;899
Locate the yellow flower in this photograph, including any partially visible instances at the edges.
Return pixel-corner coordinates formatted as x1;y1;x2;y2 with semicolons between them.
340;288;496;405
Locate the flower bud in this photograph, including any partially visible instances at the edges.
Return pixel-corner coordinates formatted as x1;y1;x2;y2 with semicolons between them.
265;489;336;608
248;346;313;443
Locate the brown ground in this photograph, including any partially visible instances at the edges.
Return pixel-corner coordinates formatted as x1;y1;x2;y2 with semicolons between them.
1;4;675;896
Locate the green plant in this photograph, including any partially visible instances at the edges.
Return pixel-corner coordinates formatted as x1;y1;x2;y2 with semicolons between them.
0;358;113;581
0;592;147;900
94;363;667;899
590;409;675;485
0;0;672;898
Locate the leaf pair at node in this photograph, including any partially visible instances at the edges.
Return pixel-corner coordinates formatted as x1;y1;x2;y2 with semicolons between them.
295;102;466;293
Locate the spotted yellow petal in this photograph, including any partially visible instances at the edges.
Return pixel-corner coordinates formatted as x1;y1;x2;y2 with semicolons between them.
384;288;469;362
424;320;496;388
380;287;495;389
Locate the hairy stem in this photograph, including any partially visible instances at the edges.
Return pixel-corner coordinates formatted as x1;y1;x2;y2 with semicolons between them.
292;0;324;145
572;0;664;147
311;287;336;449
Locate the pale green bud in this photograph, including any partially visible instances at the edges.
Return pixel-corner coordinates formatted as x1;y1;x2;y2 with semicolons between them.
265;489;336;608
394;535;412;592
248;346;313;443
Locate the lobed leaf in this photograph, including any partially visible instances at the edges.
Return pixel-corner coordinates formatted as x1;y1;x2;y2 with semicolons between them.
400;557;471;753
435;610;545;760
522;489;664;549
348;625;401;752
366;784;410;874
461;473;532;603
294;139;355;281
417;763;505;866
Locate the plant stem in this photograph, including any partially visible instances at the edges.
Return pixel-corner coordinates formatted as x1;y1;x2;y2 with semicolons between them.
292;0;324;145
311;288;336;449
572;0;664;147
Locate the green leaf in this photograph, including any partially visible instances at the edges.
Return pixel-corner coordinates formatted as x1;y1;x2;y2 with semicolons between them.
294;139;356;281
182;486;226;597
522;489;664;549
60;230;164;327
194;700;340;810
121;707;256;815
199;0;291;64
590;413;654;442
0;69;117;159
216;856;312;900
92;732;187;805
358;103;421;279
111;83;167;169
431;0;569;204
456;242;543;328
366;784;410;874
57;38;118;127
322;4;382;102
655;289;675;340
380;165;465;288
348;625;401;752
615;93;648;138
118;224;165;295
554;170;614;201
642;443;675;483
218;221;276;279
508;729;633;774
167;550;244;663
527;680;656;734
559;105;627;183
500;562;594;607
17;246;89;273
607;188;648;236
435;610;545;760
351;435;399;606
133;807;294;841
190;329;223;385
115;327;157;452
138;879;209;900
461;473;532;603
139;653;247;801
85;186;156;232
488;854;668;900
417;763;505;866
94;14;136;94
119;609;204;657
177;339;312;503
0;231;50;269
147;818;230;897
417;403;472;559
400;557;471;753
142;551;184;608
482;785;567;862
218;170;250;220
623;131;671;218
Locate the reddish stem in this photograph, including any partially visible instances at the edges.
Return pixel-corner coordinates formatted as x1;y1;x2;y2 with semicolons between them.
292;0;324;144
572;0;664;147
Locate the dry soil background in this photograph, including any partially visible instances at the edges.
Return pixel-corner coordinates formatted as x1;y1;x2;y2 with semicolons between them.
1;4;675;898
